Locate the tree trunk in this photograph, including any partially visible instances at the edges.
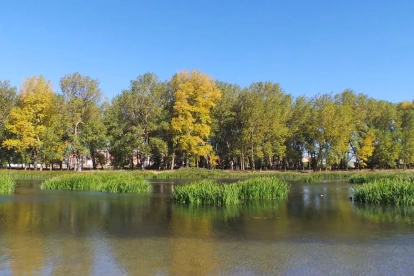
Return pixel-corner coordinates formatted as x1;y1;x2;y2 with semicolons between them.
92;152;97;170
77;155;82;171
170;152;175;170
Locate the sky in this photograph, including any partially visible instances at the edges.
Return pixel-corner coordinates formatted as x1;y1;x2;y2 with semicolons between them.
1;0;413;103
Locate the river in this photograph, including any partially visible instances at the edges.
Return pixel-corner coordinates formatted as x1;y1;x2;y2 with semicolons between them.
0;179;413;275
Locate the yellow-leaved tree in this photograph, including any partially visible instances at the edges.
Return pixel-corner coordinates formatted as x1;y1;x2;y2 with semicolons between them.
3;76;56;169
357;130;376;168
170;70;222;168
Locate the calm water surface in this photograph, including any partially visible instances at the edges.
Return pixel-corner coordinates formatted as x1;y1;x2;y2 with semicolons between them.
0;179;414;275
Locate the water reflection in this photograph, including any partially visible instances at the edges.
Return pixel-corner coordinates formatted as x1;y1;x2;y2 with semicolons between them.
0;180;413;275
354;204;414;225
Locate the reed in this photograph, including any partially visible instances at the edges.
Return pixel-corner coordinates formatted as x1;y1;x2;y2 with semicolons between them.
154;168;229;179
41;173;152;194
172;177;289;205
237;177;290;200
353;179;414;205
349;172;414;184
151;168;354;182
172;180;241;205
0;170;68;180
0;174;16;194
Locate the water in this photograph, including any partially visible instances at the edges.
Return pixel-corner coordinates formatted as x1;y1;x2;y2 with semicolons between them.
0;179;414;275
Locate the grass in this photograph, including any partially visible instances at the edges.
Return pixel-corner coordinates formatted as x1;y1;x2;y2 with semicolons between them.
141;168;355;182
172;177;289;205
41;172;152;194
1;167;367;183
0;174;16;194
238;177;290;200
349;172;414;184
353;179;414;205
0;169;68;180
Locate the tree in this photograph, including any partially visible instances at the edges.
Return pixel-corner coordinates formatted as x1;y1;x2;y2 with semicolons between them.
306;93;354;170
234;82;291;170
210;81;240;169
397;101;414;168
3;76;56;169
284;96;311;170
0;80;17;167
105;73;168;169
60;73;103;171
366;100;400;169
170;70;222;168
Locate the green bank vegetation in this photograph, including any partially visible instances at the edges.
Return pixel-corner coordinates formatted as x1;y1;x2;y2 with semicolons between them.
172;177;289;205
1;72;414;173
350;172;414;206
353;178;414;205
0;167;355;182
41;173;152;194
349;172;414;184
150;168;353;182
0;174;16;194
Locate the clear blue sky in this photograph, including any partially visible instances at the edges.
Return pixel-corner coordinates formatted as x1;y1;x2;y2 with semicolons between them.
1;0;413;102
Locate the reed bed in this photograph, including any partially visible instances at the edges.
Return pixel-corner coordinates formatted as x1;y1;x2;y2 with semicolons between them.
349;172;414;184
153;168;229;179
172;177;289;205
353;179;414;205
0;170;68;180
41;173;152;194
150;168;354;182
0;174;16;194
237;177;290;200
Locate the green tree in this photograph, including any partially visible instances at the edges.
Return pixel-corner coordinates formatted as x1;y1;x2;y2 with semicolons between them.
60;73;103;171
306;93;353;170
397;101;414;168
366;100;400;169
284;96;311;170
211;81;240;169
105;73;168;169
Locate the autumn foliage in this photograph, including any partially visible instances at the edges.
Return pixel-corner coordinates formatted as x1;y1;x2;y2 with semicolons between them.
0;71;413;171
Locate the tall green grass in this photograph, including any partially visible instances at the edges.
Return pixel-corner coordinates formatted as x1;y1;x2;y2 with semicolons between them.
41;173;152;194
353;179;414;205
0;169;68;180
1;167;357;182
0;174;16;194
349;172;414;184
238;177;290;200
147;168;354;182
172;177;289;205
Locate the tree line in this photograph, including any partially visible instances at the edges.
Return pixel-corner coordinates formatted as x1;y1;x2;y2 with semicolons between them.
0;70;413;171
